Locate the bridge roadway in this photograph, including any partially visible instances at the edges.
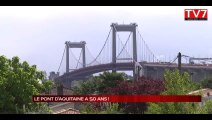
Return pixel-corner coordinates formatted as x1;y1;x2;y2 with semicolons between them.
56;62;212;88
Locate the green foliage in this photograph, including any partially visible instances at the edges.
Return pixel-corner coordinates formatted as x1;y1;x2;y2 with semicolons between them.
146;103;161;114
73;76;103;95
163;70;199;95
74;72;164;114
42;80;53;93
25;102;53;114
202;100;212;114
73;72;125;94
201;78;212;89
99;103;123;114
99;72;125;93
0;55;52;114
80;103;96;114
73;72;127;114
147;69;202;114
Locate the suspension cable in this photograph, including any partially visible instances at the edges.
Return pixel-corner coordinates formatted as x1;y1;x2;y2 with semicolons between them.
57;46;66;72
76;49;82;69
69;48;83;65
85;45;101;64
116;32;132;58
137;28;159;62
182;55;191;58
87;28;112;65
166;56;178;67
112;24;132;59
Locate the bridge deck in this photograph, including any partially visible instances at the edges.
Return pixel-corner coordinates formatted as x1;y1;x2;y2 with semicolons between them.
57;62;212;81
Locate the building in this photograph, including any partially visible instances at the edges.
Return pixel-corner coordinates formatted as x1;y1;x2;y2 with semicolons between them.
49;71;60;81
188;88;212;105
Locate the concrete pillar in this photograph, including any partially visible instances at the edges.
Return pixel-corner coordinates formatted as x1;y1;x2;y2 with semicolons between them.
133;69;136;80
65;41;86;71
57;85;63;95
133;29;137;79
133;30;137;62
110;23;138;76
66;42;69;73
112;24;116;72
82;45;86;68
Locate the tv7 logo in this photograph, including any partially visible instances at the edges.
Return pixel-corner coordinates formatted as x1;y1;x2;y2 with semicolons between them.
185;9;208;20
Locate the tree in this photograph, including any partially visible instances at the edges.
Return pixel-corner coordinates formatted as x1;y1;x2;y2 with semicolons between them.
147;69;202;114
42;80;53;94
107;76;164;114
0;55;52;114
99;72;126;93
73;72;126;114
73;76;103;95
201;78;212;89
73;72;164;114
202;100;212;114
73;72;126;95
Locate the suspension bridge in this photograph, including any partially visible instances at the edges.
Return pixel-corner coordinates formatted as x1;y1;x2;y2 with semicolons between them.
54;23;212;88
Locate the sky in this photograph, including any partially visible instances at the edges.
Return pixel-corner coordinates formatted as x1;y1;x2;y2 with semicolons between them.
0;6;211;76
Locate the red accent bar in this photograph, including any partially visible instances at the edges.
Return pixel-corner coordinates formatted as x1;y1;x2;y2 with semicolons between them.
32;95;201;102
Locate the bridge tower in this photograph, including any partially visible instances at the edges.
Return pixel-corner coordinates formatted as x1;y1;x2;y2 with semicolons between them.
65;41;86;73
111;23;138;78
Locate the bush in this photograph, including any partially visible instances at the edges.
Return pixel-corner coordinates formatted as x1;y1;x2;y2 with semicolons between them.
147;69;203;114
201;78;212;89
107;77;164;114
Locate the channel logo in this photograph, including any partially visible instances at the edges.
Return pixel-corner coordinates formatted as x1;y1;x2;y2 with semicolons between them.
184;9;208;20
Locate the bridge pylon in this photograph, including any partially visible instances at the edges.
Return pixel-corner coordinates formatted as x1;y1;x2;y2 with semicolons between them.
65;41;86;73
110;23;138;79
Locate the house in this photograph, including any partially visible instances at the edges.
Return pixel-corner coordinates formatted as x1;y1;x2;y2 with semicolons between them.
188;88;212;105
50;103;80;114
